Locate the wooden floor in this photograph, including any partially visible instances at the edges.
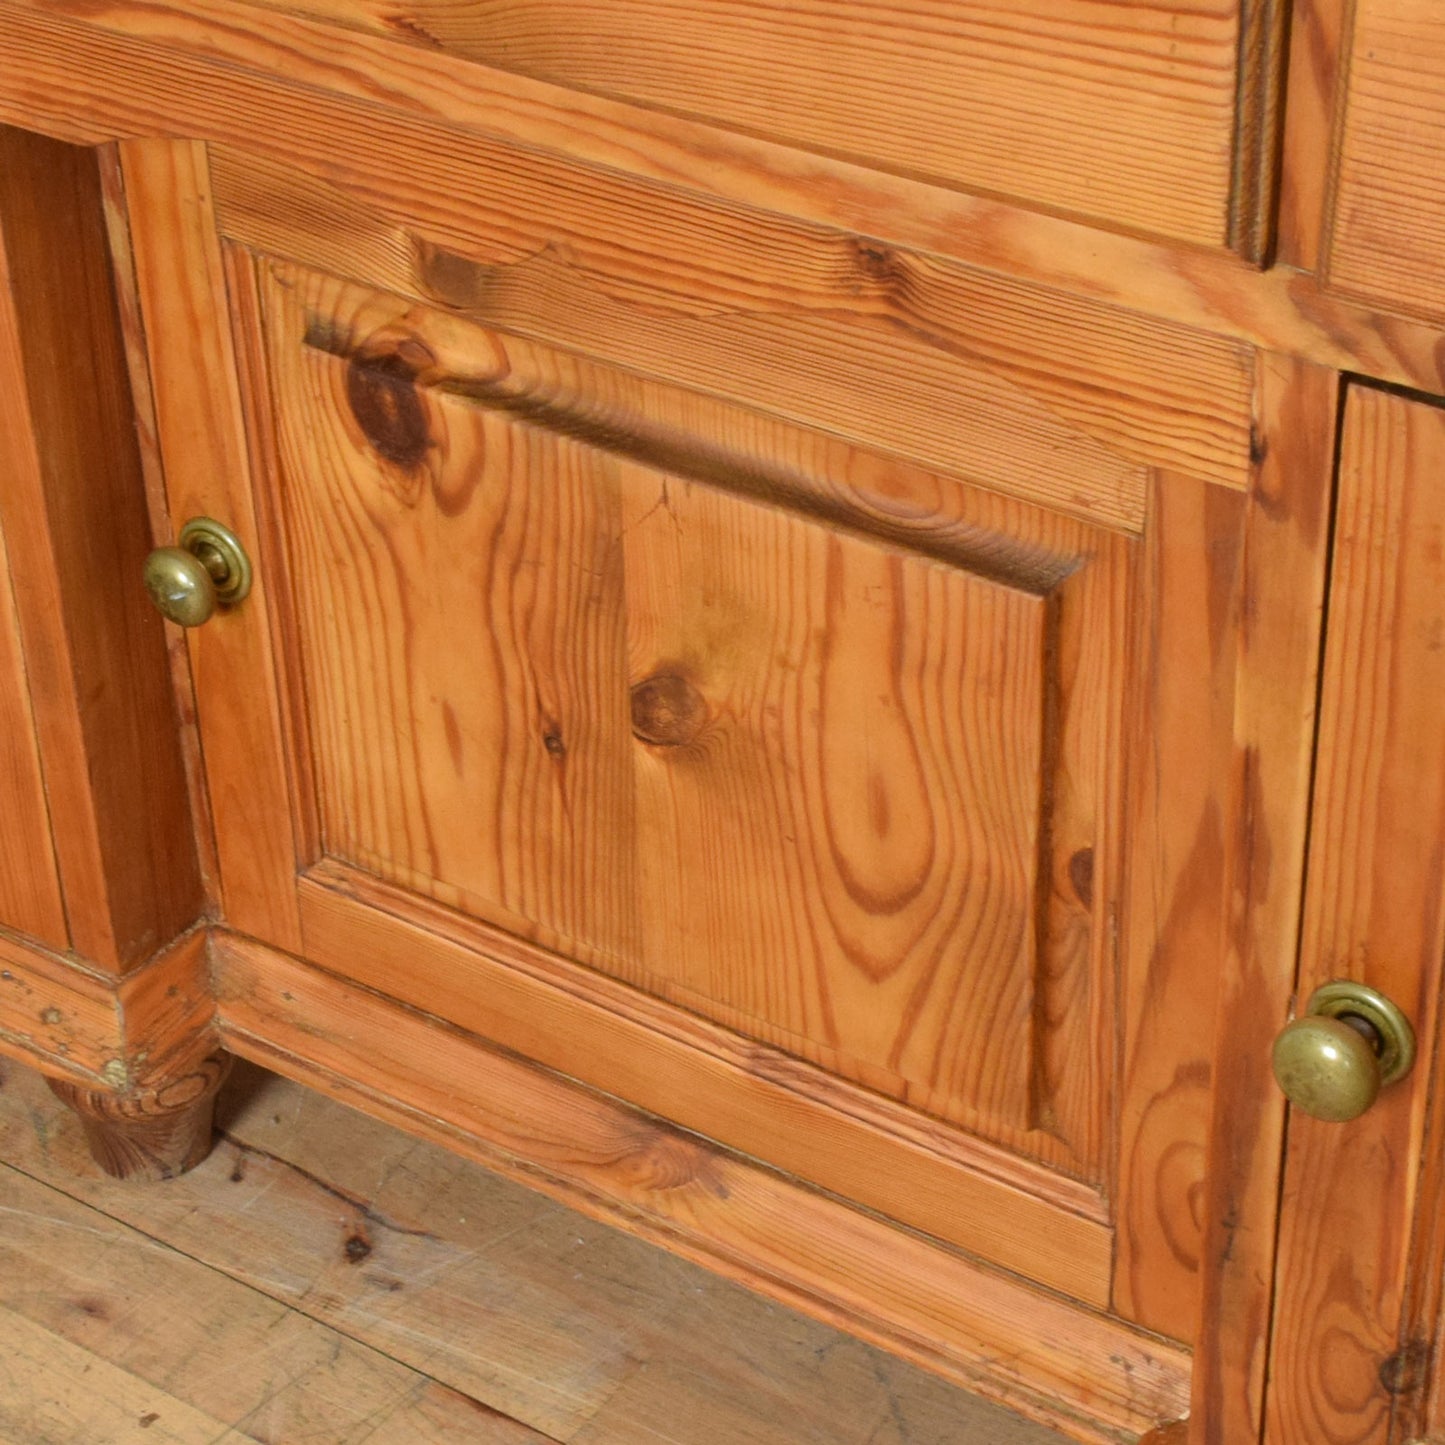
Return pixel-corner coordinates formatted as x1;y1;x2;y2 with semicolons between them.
0;1055;1068;1445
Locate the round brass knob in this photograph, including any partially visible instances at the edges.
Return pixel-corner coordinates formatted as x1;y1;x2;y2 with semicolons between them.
1272;981;1416;1123
143;518;251;628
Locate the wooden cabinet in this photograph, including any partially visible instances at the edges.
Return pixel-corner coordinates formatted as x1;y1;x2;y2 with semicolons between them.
1;4;1444;1443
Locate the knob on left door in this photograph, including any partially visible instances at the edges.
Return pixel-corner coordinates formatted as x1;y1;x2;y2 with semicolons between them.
144;517;252;627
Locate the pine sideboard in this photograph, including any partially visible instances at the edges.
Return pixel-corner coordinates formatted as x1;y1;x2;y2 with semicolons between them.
1;4;1443;1442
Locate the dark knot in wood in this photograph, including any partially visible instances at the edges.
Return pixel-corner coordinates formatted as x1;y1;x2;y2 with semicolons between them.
346;345;433;469
630;672;708;748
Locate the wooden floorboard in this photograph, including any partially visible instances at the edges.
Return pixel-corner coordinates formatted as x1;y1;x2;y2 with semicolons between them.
0;1056;1068;1444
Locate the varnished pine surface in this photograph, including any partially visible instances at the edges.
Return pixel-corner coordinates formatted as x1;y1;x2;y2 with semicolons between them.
0;128;201;970
226;0;1245;248
8;0;1445;404
0;1056;1066;1445
1265;386;1445;1445
1329;0;1445;318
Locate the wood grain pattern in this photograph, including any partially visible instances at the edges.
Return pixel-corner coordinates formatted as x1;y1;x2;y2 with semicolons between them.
209;931;1192;1444
115;140;303;952
210;145;1252;533
231;0;1245;249
1265;386;1445;1445
297;866;1112;1301
7;1;1445;401
1275;0;1350;270
253;260;1128;1173
1189;357;1336;1445
0;515;67;951
270;268;1053;1137
0;127;201;971
0;4;1265;523
1328;0;1445;318
47;1052;232;1182
1113;471;1247;1341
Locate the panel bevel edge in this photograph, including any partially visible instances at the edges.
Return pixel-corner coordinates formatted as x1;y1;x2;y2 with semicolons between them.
287;260;1111;586
221;238;325;872
209;924;1192;1445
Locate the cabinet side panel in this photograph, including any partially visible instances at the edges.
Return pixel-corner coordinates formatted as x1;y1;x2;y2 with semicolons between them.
0;127;201;969
0;516;67;951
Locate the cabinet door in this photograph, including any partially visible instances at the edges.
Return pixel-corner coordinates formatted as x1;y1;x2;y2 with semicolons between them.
1266;385;1445;1445
116;130;1329;1434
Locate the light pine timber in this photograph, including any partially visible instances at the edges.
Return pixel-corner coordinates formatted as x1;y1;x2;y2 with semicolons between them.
205;140;1247;533
237;255;1127;1269
1327;0;1445;319
1274;0;1350;270
1189;357;1336;1445
232;237;1128;1178
113;138;305;953
1112;470;1247;1342
0;518;66;952
0;1055;1066;1445
1265;386;1445;1445
1;3;1260;529
296;866;1113;1302
0;128;200;971
265;262;1052;1141
6;0;1445;399
226;0;1245;249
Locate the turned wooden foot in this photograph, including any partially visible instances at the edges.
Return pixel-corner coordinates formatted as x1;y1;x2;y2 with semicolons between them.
47;1052;233;1181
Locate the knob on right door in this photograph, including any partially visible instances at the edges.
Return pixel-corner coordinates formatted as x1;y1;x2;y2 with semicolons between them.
1272;981;1416;1123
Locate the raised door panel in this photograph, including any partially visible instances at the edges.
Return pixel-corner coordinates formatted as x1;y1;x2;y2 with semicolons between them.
1267;385;1445;1445
256;260;1121;1180
230;0;1262;251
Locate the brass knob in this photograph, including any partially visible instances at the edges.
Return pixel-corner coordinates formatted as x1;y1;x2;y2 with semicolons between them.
1272;981;1416;1123
143;518;252;627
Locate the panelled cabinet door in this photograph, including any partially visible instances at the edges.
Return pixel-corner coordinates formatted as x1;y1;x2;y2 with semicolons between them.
117;123;1325;1433
1267;384;1445;1445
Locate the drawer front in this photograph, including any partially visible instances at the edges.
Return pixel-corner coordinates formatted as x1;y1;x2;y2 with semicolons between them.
237;0;1257;249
